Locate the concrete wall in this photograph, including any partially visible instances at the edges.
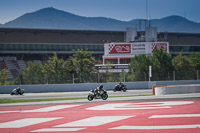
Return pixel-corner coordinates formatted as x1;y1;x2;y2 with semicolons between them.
155;84;200;95
0;80;200;94
0;82;149;94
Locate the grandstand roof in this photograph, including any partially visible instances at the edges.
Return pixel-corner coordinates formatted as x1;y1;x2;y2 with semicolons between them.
0;27;124;44
1;27;200;46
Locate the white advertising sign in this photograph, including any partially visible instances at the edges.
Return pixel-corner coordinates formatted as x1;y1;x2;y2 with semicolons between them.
132;42;149;55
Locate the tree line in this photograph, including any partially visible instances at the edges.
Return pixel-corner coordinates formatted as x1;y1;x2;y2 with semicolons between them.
128;49;200;81
0;49;95;85
0;49;200;85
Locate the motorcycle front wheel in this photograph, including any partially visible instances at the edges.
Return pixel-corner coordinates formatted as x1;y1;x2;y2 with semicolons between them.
101;93;108;100
87;94;94;101
123;88;127;92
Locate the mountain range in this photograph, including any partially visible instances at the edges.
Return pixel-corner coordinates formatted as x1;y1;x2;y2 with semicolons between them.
1;7;200;33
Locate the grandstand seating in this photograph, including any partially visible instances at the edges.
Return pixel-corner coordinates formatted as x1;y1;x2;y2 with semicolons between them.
11;60;20;69
17;60;27;70
0;57;42;80
33;60;43;66
0;60;7;70
10;69;18;79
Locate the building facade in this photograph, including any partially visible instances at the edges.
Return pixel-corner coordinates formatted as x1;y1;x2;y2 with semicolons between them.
0;27;200;78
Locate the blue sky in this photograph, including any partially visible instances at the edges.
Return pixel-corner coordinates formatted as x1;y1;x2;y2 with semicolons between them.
0;0;200;24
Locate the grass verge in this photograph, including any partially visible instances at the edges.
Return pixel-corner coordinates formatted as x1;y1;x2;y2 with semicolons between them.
0;94;153;104
0;97;86;104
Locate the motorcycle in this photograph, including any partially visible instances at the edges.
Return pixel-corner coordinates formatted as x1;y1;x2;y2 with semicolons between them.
87;88;108;101
10;88;25;95
113;84;127;92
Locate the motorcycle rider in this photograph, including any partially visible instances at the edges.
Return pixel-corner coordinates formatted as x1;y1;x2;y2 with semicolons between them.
119;82;124;89
94;84;104;95
88;84;108;101
16;87;21;94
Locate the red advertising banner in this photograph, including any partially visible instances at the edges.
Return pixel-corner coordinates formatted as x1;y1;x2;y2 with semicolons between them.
109;44;131;54
151;42;168;53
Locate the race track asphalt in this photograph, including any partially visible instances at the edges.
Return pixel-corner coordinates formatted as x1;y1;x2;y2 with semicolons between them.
0;89;199;106
0;96;200;133
0;89;151;100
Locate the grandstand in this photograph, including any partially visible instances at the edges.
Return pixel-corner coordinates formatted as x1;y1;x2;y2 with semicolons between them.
1;27;200;79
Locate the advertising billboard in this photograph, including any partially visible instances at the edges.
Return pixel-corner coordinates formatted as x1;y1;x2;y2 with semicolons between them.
104;42;169;56
105;43;131;55
151;42;168;53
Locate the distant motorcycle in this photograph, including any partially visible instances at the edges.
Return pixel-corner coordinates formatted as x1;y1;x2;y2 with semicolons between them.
10;87;24;95
87;88;108;101
113;84;127;92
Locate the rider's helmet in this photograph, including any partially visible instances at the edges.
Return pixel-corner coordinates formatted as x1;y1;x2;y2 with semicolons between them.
99;84;103;89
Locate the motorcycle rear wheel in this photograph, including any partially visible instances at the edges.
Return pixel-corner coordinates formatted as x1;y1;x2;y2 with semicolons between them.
101;93;108;100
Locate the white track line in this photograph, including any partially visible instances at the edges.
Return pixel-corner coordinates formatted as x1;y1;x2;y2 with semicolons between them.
0;104;82;113
149;114;200;118
110;124;200;130
0;118;63;128
32;128;85;132
23;105;82;112
55;116;134;127
86;101;193;110
0;111;20;113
